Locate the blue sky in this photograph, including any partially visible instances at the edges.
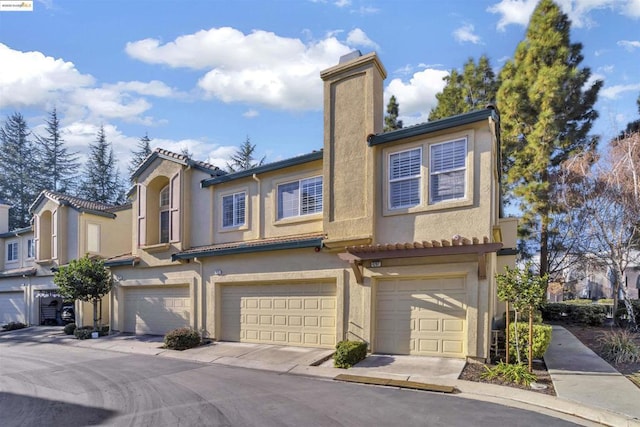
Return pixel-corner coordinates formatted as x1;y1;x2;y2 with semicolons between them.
0;0;639;173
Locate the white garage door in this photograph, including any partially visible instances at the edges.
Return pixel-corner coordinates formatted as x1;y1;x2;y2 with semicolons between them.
376;277;466;358
0;292;26;325
123;286;191;335
221;282;336;348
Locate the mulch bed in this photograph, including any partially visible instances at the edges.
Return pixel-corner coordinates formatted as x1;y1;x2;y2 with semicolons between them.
459;323;640;396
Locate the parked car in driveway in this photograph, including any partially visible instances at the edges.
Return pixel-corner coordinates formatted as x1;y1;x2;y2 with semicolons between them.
61;303;75;324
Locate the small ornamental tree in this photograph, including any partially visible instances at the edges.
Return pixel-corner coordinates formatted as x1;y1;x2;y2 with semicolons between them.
53;255;113;331
497;262;548;372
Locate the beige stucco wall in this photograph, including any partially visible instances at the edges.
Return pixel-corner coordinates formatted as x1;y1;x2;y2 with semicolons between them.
210;160;324;244
77;209;132;259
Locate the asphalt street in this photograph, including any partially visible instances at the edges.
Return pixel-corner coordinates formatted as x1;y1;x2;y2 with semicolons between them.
0;340;589;426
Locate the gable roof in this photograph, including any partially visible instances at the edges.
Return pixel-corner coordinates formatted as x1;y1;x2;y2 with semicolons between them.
29;190;125;218
367;106;499;146
131;148;226;180
201;150;323;187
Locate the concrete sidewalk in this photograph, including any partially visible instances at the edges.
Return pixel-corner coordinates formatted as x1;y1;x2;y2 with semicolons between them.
2;325;640;426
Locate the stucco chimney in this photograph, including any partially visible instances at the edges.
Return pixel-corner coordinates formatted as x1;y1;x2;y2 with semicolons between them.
0;200;10;234
320;51;386;246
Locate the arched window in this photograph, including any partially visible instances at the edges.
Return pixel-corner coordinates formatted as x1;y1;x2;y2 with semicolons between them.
159;185;170;243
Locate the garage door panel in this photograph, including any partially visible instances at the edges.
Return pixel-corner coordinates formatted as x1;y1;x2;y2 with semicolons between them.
0;292;26;324
124;286;190;335
376;277;466;358
221;283;336;349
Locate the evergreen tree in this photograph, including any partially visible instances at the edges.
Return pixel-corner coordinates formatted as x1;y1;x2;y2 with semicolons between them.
128;133;152;179
35;108;80;193
383;95;403;132
496;0;602;277
618;93;640;138
226;136;266;172
429;55;497;121
0;113;40;229
81;125;125;204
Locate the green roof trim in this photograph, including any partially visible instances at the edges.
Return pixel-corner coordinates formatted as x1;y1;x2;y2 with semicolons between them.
201;151;323;187
368;107;498;146
172;237;323;261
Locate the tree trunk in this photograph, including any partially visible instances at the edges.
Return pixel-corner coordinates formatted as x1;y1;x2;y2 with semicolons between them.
93;299;99;331
505;301;510;364
528;305;534;373
540;215;549;278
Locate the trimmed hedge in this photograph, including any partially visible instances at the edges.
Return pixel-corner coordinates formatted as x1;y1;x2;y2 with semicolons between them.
164;328;201;351
508;322;552;361
64;322;77;335
540;302;608;326
615;299;640;326
334;340;367;368
74;326;94;340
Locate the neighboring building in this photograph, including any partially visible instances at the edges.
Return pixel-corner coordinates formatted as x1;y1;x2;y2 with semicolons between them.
106;51;517;361
0;191;132;327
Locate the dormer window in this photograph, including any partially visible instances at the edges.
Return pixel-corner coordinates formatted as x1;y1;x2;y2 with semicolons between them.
159;185;170;243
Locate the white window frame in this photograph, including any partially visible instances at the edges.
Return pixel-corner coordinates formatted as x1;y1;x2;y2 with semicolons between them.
277;176;323;220
26;238;35;259
222;191;246;228
6;241;18;262
388;147;422;209
159;185;170;244
429;138;467;204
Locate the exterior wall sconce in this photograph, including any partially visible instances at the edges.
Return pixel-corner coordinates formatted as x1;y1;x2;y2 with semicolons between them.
370;260;382;268
213;269;223;276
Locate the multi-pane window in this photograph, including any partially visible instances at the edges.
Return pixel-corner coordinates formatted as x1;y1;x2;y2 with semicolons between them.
27;239;35;259
277;176;323;219
159;185;170;243
6;242;18;262
430;139;466;203
222;192;246;228
389;148;421;209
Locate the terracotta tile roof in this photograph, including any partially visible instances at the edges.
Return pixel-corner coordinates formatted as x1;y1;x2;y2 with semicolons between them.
346;235;491;253
131;148;224;180
44;190;116;212
173;233;325;260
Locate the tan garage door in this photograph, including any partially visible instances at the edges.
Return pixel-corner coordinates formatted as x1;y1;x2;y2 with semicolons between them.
123;286;190;335
0;292;25;325
221;282;336;348
375;277;466;357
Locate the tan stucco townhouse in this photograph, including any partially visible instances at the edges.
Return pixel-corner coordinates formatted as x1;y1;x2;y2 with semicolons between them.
106;51;517;361
0;191;131;327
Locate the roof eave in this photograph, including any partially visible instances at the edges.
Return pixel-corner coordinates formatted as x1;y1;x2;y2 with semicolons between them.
172;237;324;261
368;108;498;147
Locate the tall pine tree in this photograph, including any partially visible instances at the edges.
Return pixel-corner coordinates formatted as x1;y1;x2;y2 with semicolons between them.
0;113;40;229
429;55;497;121
81;125;125;204
226;136;265;172
383;95;403;132
496;0;602;277
128;133;152;180
35;108;80;193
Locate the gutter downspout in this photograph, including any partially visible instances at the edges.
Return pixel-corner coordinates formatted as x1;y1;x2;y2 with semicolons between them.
252;174;263;240
194;256;205;335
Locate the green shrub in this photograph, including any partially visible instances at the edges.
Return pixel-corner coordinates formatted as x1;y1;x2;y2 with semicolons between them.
164;328;201;350
540;303;607;325
615;300;640;326
503;310;542;324
64;323;77;335
334;340;367;368
74;326;94;340
1;322;27;331
598;330;640;364
481;361;537;386
508;322;552;361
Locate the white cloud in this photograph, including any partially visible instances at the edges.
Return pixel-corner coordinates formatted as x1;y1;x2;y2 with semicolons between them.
335;0;351;7
384;68;449;126
69;88;152;122
104;80;177;98
0;43;94;108
126;27;356;111
618;40;640;51
243;109;259;118
453;24;482;44
487;0;537;31
626;0;640;17
352;6;379;15
601;83;640;99
346;28;379;49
